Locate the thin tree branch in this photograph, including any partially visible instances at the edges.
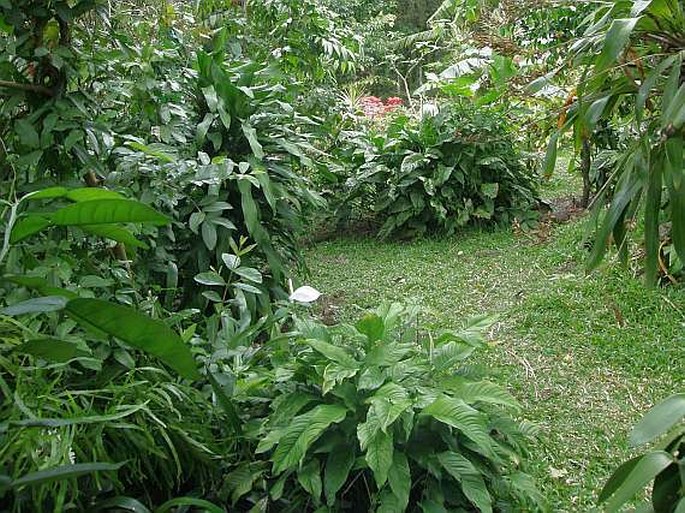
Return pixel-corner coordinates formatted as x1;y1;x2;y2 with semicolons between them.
0;80;53;97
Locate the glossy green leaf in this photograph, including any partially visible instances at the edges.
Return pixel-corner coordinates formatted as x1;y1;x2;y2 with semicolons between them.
2;275;77;299
387;451;411;510
233;266;262;284
201;221;217;250
65;188;124;202
1;296;68;316
24;187;68;201
10;214;51;243
64;298;199;380
356;313;385;343
630;394;685;446
194;272;226;286
52;199;169;226
543;132;559;178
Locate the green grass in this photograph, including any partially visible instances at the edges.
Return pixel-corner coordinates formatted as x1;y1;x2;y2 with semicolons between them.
302;205;685;511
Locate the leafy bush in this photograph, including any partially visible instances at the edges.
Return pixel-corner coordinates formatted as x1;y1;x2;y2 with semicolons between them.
599;393;685;512
340;104;539;238
228;304;544;511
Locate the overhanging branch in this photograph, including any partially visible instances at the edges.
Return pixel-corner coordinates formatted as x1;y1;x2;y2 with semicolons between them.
0;80;53;97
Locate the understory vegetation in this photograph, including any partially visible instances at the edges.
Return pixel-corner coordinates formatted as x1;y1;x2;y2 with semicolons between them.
0;0;683;512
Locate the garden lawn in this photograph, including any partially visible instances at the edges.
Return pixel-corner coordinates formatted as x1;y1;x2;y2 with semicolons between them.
303;194;685;511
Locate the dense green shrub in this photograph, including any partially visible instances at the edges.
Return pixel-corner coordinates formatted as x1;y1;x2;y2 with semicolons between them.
340;104;539;238
227;304;544;511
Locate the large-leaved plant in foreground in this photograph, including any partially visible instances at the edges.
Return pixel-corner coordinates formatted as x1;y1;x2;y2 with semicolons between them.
227;304;545;512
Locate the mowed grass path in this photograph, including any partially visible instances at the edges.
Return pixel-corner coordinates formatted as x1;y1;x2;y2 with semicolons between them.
303;217;685;511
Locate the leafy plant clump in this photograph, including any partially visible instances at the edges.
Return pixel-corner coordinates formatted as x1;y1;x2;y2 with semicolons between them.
341;104;540;238
228;304;545;511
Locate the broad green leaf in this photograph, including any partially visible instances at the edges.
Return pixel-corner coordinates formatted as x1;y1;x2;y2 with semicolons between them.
52;199;169;226
387;452;411;510
242;122;264;160
82;224;148;249
202;85;219;112
272;404;347;474
421;395;495;458
297;459;322;503
438;451;492;513
197;113;214;143
1;296;68;316
194;272;226;286
64;298;199;380
233;267;262;284
10;214;51;243
356;313;385;343
201;221;217;250
15;118;40;149
16;338;88;362
307;339;358;368
601;452;673;510
24;187;68;201
675;498;685;513
594;18;639;73
234;282;262;294
365;430;393;487
324;445;355;506
156;497;224;513
225;464;258;505
11;462;124;489
222;253;241;270
630;394;685;446
444;379;520;410
65;188;124;202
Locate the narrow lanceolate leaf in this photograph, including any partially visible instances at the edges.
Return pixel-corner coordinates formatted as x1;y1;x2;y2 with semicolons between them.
365;430;394;488
23;186;68;201
600;452;673;510
52;199;169;226
594;18;639;74
644;154;663;287
272;404;347;474
438;452;492;513
421;395;495;458
297;459;322;502
10;214;52;243
630;394;685;446
543;132;559;178
636;55;679;123
155;498;224;513
665;138;685;262
324;445;355;506
1;296;68;316
64;298;199;380
242;122;264;159
11;462;124;489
